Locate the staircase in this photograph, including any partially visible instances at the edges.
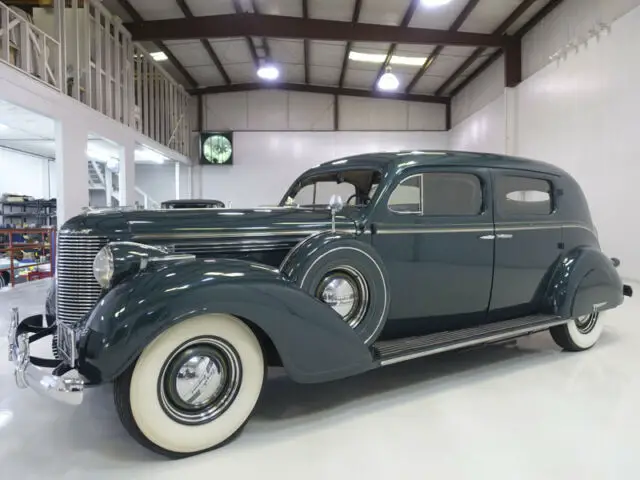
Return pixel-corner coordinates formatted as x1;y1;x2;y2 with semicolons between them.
87;160;159;209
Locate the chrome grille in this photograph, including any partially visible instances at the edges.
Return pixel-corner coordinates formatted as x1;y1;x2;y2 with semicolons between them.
56;232;107;325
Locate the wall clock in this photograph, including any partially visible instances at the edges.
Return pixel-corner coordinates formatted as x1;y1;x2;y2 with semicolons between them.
200;132;233;165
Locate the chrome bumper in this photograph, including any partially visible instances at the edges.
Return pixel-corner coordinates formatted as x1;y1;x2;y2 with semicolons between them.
7;308;84;406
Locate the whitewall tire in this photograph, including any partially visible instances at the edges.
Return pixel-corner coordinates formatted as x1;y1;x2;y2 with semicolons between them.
114;314;265;458
550;312;604;352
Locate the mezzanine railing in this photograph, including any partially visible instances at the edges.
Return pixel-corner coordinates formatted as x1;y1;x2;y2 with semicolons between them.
0;0;191;158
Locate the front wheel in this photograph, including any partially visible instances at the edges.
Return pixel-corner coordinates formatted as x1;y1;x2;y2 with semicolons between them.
550;312;604;351
114;314;265;458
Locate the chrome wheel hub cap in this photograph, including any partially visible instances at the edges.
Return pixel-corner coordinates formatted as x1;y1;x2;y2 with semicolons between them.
317;266;369;329
175;355;225;407
159;337;242;425
575;312;599;334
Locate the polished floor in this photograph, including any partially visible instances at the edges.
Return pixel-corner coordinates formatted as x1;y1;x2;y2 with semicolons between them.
1;279;639;479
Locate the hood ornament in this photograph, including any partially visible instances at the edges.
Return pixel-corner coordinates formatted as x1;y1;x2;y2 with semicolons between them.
328;195;344;233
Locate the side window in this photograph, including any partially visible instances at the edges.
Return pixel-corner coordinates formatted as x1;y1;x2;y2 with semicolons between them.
497;176;553;216
422;173;482;216
387;172;483;216
388;174;422;214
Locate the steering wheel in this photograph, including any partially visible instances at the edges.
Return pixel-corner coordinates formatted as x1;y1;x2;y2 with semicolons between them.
346;194;370;206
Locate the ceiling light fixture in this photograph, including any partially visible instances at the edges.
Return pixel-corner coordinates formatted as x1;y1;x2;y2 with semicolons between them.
150;51;168;62
0;123;8;130
257;64;280;81
349;51;427;67
421;0;453;7
378;68;400;91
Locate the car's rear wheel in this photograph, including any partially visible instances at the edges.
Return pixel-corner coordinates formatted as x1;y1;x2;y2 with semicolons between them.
550;312;604;351
114;314;265;458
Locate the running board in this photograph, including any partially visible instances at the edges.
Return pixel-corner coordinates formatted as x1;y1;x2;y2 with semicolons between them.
373;315;567;366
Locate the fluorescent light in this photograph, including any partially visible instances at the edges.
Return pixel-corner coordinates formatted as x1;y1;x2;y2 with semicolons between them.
86;145;112;162
378;71;399;91
0;123;8;130
349;50;426;67
257;64;279;81
421;0;453;6
135;147;166;163
150;51;168;62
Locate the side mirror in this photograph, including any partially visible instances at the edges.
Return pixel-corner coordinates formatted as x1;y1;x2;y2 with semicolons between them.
328;195;343;232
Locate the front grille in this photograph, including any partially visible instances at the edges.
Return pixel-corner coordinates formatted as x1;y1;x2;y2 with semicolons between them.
56;232;107;325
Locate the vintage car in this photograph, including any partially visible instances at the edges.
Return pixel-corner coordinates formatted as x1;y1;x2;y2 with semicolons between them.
8;151;633;458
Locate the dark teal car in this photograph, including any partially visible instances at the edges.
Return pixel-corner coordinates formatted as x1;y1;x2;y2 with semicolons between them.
8;151;633;458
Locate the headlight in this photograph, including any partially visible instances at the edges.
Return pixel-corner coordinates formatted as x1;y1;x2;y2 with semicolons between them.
93;246;114;288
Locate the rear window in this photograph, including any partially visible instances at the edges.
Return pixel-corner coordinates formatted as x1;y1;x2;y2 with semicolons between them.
496;176;553;216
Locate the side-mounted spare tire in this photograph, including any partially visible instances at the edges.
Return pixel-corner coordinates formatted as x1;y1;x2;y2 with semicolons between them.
280;233;390;346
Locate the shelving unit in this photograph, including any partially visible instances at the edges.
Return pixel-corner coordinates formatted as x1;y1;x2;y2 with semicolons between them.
0;199;57;228
0;227;55;288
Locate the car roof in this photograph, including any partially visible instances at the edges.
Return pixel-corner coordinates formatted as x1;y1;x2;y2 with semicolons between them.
314;150;567;177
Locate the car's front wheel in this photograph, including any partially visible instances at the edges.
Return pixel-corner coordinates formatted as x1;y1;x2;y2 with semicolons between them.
549;312;604;351
114;314;265;458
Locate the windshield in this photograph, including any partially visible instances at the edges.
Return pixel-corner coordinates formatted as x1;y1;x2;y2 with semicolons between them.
281;169;382;208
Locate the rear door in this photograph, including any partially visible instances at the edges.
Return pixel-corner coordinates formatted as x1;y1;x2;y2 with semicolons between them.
489;171;563;321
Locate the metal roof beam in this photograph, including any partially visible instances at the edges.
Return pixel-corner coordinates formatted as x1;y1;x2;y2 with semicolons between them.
190;82;450;104
125;13;507;48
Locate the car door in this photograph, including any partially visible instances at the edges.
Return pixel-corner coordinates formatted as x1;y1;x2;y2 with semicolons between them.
488;170;563;321
370;167;495;336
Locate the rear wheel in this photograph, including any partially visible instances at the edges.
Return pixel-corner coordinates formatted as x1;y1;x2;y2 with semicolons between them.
550;312;604;351
114;314;265;458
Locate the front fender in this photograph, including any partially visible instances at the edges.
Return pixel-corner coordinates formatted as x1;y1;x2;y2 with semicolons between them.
77;258;374;385
544;246;623;318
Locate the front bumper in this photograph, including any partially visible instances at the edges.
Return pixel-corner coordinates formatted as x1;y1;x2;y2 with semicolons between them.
7;308;84;406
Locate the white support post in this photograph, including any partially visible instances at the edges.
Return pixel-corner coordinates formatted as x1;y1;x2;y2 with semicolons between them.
19;22;30;74
135;47;142;132
118;139;136;207
187;165;193;199
105;167;113;207
72;0;80;99
54;0;66;93
1;6;8;63
161;78;167;145
83;3;91;107
95;10;103;113
175;161;181;200
142;55;149;136
38;31;46;83
149;64;155;140
55;117;89;225
114;20;122;122
105;16;112;118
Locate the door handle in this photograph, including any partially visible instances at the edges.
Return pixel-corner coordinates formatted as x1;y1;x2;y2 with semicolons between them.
496;233;513;239
479;235;495;240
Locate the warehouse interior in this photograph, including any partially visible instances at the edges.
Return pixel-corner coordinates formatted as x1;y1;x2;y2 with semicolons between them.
1;0;639;477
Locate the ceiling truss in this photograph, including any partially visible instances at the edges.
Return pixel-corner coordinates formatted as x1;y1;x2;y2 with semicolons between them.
118;0;565;108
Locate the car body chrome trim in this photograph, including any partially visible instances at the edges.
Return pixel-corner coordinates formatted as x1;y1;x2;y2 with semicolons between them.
131;229;353;241
379;318;570;366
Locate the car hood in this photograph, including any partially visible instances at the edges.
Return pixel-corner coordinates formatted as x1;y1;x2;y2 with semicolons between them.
61;207;356;242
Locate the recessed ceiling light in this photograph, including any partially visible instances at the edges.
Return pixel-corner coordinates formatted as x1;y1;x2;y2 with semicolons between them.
349;51;426;67
378;70;400;91
150;51;168;62
257;64;280;81
421;0;453;6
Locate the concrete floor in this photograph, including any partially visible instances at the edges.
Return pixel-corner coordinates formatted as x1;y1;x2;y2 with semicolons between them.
0;279;638;479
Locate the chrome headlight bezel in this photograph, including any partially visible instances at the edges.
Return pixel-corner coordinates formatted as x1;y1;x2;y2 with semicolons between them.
93;246;114;288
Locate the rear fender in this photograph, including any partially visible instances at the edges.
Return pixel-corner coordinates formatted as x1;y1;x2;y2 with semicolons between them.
544;246;623;318
77;258;373;384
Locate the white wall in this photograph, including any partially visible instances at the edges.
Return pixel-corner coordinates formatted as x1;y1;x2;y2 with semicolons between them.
204;91;447;131
135;163;190;205
449;2;640;280
196;131;449;207
0;148;55;199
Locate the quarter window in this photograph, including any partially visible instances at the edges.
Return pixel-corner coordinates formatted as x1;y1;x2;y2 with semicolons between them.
497;176;553;215
387;172;483;216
